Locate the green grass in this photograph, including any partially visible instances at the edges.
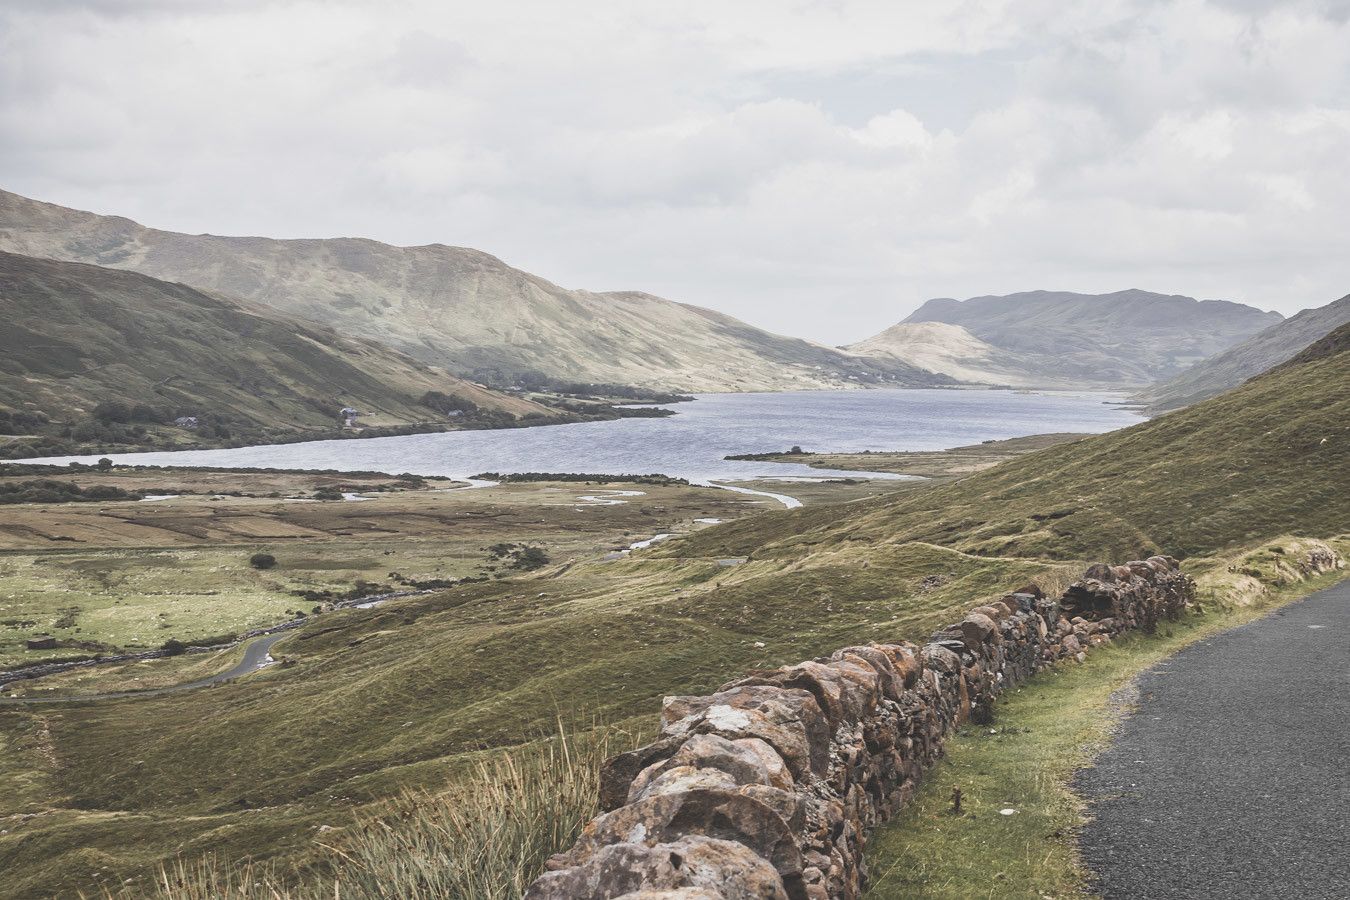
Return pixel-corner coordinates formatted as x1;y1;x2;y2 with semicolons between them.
92;724;628;900
2;330;1346;897
0;543;1061;898
863;551;1347;899
0;250;551;454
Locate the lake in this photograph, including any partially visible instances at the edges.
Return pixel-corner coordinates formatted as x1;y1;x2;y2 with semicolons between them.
20;389;1140;485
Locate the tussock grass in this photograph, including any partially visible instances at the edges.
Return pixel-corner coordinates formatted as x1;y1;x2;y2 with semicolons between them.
95;725;625;900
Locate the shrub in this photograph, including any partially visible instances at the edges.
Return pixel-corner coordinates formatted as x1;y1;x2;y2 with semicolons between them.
511;546;551;571
161;638;187;656
249;553;277;570
420;390;479;416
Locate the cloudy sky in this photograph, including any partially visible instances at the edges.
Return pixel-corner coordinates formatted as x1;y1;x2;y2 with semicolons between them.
2;0;1348;343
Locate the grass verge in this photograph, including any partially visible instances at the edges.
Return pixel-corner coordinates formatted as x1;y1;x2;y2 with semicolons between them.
863;545;1346;899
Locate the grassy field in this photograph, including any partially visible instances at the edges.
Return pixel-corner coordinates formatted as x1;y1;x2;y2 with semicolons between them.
730;433;1090;479
1;327;1345;898
863;542;1347;899
0;466;780;670
0;515;1062;897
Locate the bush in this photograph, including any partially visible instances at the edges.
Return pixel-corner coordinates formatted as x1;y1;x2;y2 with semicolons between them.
249;553;277;570
420;390;479;416
96;457;114;471
161;638;187;656
0;409;47;435
511;546;551;571
0;479;141;504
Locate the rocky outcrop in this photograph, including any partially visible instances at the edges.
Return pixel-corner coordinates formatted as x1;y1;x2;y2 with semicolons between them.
527;557;1194;900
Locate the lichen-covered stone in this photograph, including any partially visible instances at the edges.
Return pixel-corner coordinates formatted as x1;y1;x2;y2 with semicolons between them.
526;836;789;899
662;686;830;778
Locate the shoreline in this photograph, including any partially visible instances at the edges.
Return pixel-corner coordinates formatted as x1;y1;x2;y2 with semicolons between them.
0;385;1139;464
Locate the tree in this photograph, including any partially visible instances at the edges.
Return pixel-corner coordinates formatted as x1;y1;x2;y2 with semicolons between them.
249;552;277;570
96;457;113;471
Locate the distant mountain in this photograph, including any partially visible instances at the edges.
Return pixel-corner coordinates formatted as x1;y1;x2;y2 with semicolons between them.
0;189;951;393
850;289;1283;388
1133;294;1350;414
0;251;551;455
845;321;1062;389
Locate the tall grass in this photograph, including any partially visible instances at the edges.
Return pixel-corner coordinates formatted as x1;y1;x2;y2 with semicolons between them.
328;726;615;900
98;724;624;900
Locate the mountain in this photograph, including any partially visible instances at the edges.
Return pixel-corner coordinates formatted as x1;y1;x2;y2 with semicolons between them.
0;251;551;453
1133;294;1350;414
0;189;951;393
845;321;1055;388
850;289;1283;388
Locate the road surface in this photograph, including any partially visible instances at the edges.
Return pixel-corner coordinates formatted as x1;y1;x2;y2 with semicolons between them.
1078;577;1349;899
0;632;287;704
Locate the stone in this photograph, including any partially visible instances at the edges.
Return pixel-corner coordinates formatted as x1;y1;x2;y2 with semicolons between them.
558;789;804;889
628;734;795;803
935;612;999;652
526;836;789;900
601;737;686;811
920;642;962;675
872;642;923;689
662;687;830;778
831;646;903;701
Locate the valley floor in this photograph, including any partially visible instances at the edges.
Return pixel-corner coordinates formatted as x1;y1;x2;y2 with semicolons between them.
0;452;1009;897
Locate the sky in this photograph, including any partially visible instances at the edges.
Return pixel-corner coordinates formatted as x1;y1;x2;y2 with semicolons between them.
2;0;1348;345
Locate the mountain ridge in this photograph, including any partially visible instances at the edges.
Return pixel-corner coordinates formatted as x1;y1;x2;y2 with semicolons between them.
0;188;952;393
1133;293;1350;413
0;250;555;456
848;288;1281;388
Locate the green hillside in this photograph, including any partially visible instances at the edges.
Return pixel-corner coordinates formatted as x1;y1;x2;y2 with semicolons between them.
0;252;552;455
0;188;952;393
1135;293;1350;413
679;321;1350;564
1;325;1345;898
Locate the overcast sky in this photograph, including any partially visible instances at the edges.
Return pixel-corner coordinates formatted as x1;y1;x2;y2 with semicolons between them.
2;1;1348;343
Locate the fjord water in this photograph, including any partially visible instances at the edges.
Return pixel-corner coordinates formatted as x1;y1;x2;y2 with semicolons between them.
27;390;1138;482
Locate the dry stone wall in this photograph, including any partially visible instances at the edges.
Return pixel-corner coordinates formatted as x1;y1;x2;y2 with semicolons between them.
526;557;1194;900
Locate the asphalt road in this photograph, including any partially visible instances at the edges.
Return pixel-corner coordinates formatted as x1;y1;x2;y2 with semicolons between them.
0;632;287;704
1078;577;1349;899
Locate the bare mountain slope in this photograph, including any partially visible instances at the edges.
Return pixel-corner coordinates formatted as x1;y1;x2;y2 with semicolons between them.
851;289;1282;388
845;320;1079;388
0;251;551;453
0;189;950;393
1134;293;1350;413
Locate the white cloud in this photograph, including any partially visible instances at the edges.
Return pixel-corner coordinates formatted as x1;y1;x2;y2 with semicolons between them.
1;0;1347;342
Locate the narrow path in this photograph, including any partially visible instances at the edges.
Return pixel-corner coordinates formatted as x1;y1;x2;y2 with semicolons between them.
696;479;803;509
0;632;288;705
1078;578;1349;899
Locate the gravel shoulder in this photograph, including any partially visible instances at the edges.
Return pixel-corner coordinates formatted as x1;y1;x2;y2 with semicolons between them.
1077;577;1350;899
